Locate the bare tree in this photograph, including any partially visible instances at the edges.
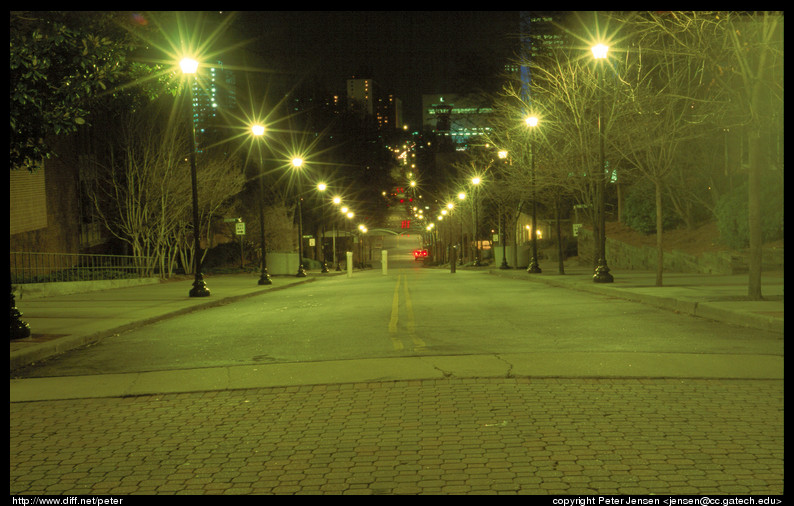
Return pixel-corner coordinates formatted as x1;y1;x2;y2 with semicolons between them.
88;104;245;278
175;151;246;275
621;11;783;298
491;48;604;268
605;24;716;286
87;110;191;277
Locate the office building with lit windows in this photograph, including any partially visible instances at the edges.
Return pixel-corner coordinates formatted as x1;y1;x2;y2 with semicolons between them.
421;94;494;151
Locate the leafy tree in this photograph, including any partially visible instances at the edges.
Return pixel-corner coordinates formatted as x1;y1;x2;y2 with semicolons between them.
10;11;152;171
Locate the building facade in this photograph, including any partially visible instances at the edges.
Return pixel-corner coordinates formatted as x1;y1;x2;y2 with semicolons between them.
347;76;402;132
421;94;494;151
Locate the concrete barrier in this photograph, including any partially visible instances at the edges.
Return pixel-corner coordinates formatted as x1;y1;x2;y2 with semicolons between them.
13;277;161;300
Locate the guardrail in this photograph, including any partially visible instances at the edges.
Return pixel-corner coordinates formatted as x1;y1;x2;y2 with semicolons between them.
10;252;154;284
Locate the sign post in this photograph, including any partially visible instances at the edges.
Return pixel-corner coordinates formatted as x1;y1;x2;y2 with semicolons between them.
235;221;245;268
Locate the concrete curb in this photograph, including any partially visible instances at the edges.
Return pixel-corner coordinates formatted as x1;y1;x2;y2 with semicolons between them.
13;277;162;300
10;351;783;402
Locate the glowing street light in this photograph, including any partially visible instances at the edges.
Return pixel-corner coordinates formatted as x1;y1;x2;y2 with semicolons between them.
471;177;482;266
181;56;210;297
526;116;541;274
317;182;329;273
292;157;307;277
591;43;614;283
179;57;199;75
591;43;609;60
250;123;271;285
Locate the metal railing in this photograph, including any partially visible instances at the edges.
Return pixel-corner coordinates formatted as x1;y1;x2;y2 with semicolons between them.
10;252;155;284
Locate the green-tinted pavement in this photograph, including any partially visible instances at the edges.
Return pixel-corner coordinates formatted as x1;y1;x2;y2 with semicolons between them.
10;267;784;495
11;266;783;381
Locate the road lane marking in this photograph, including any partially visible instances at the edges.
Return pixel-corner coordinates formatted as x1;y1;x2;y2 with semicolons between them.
402;275;426;351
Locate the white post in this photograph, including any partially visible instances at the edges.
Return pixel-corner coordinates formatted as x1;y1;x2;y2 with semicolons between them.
381;250;388;275
346;251;353;278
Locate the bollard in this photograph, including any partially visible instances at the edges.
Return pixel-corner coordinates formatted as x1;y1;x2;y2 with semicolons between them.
346;251;353;278
382;250;388;275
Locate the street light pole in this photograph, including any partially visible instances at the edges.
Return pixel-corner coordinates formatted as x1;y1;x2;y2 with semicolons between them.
496;150;510;270
592;43;614;283
332;196;342;271
317;183;329;273
180;58;210;298
457;192;466;265
292;158;307;277
251;124;271;285
526;116;542;274
471;177;481;267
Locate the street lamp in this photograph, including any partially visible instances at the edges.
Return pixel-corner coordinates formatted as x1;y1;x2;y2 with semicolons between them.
591;43;614;283
317;182;329;273
526;116;542;274
471;177;482;266
345;210;354;266
180;57;210;297
457;192;466;264
332;196;342;270
358;224;368;268
292;157;307;277
497;150;511;270
250;123;271;285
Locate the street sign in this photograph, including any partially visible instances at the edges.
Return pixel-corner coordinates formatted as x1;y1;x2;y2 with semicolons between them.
235;222;245;235
573;223;583;237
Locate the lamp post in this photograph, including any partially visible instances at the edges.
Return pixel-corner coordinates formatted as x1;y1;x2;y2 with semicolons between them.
591;43;614;283
317;183;329;273
345;210;354;266
292;157;307;277
457;192;466;265
358;224;367;268
180;57;210;297
526;116;542;274
497;150;510;270
471;177;482;266
251;124;272;285
332;196;342;270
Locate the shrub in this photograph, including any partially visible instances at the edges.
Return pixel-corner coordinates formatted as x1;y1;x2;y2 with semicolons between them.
623;179;681;235
714;172;783;249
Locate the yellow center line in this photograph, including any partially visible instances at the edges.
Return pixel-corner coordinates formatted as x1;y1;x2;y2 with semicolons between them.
402;275;426;351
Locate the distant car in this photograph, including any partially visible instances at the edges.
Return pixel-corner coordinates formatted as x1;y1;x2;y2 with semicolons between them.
413;249;428;261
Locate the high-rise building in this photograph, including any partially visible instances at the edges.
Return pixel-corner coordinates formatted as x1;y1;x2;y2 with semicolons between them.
347;76;402;132
377;93;403;131
190;60;237;151
520;12;570;101
347;77;376;118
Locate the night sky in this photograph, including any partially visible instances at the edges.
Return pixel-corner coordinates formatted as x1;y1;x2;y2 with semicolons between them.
227;11;520;128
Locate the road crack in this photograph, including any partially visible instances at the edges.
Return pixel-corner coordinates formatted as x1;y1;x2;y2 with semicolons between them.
495;354;514;378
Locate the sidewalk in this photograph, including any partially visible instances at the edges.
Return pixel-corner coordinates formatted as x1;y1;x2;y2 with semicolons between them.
484;264;784;335
10;273;326;372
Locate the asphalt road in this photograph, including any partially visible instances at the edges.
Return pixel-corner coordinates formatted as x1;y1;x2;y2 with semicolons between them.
12;235;782;379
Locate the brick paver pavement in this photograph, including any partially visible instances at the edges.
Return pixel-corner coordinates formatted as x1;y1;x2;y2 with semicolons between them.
10;378;783;495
